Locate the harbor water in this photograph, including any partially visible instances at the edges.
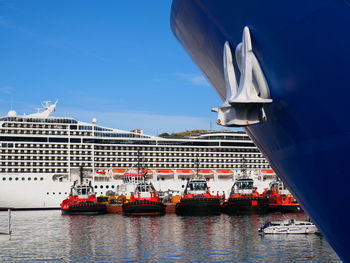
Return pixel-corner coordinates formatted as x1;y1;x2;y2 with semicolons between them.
0;210;340;262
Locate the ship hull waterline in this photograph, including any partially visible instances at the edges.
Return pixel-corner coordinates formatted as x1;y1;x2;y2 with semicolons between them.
175;198;221;216
222;197;269;214
61;203;107;215
122;201;165;216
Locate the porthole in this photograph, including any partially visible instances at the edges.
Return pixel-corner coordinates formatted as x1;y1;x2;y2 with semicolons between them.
181;185;185;188
9;177;12;181
106;185;109;189
65;192;67;195
94;185;98;189
28;177;31;181
34;177;37;181
100;192;103;194
53;192;55;195
2;177;6;181
15;177;18;181
40;177;44;181
59;192;61;195
21;177;25;181
47;192;49;195
100;185;103;189
111;185;115;189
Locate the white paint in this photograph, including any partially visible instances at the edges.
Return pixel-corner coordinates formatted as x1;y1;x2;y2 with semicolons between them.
213;26;272;127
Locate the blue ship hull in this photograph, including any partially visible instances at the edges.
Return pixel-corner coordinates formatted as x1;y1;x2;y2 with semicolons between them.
171;1;350;261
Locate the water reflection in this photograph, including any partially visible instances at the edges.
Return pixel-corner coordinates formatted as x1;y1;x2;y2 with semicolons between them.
0;211;341;262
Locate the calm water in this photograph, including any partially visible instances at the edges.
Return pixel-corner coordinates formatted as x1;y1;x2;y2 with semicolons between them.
0;210;340;263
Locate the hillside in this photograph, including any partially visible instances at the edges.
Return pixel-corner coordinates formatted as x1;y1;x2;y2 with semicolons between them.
158;130;209;138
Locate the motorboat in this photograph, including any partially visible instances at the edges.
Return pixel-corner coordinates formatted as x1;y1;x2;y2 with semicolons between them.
259;219;318;234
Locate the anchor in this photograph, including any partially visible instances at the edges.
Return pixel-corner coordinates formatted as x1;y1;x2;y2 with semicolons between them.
212;26;272;127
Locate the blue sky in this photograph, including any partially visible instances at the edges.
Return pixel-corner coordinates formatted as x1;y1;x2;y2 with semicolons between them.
0;0;227;135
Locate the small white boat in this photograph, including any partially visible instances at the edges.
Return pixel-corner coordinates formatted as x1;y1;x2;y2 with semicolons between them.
259;219;318;234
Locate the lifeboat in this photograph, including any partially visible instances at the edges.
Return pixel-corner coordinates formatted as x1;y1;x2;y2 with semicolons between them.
111;169;126;179
175;177;221;216
261;169;276;181
198;169;214;179
60;181;106;215
112;169;126;175
216;169;233;178
176;169;193;179
222;177;269;214
262;180;303;213
144;169;153;175
156;169;174;179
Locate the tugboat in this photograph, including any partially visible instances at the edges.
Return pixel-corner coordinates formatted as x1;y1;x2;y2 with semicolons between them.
263;180;303;213
122;181;165;216
60;167;107;215
175;159;221;216
122;151;165;216
222;159;269;214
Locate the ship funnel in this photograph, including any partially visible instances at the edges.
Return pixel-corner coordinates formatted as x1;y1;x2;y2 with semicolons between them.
214;26;272;127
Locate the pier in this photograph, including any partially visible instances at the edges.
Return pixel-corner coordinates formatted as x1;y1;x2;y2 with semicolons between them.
0;209;11;241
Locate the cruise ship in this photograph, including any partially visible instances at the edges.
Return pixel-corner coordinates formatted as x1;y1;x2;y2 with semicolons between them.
170;1;350;261
0;101;274;209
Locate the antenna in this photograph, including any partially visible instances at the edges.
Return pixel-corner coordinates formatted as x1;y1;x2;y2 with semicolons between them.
241;157;247;178
137;149;140;175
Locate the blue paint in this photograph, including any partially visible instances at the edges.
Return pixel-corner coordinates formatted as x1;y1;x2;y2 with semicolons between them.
171;0;350;261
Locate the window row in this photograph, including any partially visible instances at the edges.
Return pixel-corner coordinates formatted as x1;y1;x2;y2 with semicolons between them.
3;143;68;149
0;130;68;135
2;176;44;181
1;156;67;160
1;168;68;173
0;163;68;167
94;151;262;158
2;123;68;129
94;158;267;163
95;163;270;169
94;146;260;153
0;150;68;154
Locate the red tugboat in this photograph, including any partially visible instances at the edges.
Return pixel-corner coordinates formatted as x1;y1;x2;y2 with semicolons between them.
122;181;165;216
175;159;221;216
122;151;165;216
263;180;303;213
222;159;269;214
60;168;106;215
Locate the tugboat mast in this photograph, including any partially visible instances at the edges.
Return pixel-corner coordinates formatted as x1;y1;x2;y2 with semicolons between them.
195;158;200;178
79;166;84;184
241;157;248;178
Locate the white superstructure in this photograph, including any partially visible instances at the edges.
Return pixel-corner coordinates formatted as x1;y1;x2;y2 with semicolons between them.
0;102;274;209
